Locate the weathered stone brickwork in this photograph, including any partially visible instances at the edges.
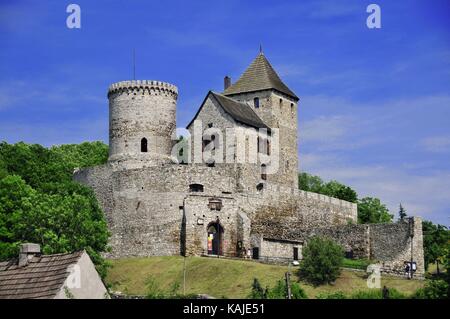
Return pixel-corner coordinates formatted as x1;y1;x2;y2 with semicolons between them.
250;217;425;276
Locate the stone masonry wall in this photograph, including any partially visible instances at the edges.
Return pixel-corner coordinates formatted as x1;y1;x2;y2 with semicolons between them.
250;217;425;276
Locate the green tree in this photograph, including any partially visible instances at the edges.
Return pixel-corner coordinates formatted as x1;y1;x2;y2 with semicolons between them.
0;141;110;278
298;236;343;285
399;203;407;220
298;172;323;193
298;173;357;203
422;220;449;273
321;180;357;203
357;197;393;224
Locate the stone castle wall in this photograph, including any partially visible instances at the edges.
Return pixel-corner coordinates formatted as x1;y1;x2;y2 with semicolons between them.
74;161;358;259
251;217;425;276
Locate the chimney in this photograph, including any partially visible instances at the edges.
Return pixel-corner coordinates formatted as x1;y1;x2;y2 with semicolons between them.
224;76;231;90
18;243;41;267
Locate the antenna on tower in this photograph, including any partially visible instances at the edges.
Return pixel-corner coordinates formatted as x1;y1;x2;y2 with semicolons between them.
133;48;136;80
259;44;263;54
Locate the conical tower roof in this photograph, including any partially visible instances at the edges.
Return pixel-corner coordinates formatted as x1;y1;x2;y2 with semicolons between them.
223;52;298;101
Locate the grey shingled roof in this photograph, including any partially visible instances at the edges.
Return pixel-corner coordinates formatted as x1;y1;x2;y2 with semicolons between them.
187;91;269;129
223;53;298;101
210;92;268;129
0;251;84;299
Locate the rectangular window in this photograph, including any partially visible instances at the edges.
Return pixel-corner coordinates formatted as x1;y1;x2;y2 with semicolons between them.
293;247;299;261
254;97;260;108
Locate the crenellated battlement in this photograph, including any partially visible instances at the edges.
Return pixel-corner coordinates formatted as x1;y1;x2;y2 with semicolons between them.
107;80;178;99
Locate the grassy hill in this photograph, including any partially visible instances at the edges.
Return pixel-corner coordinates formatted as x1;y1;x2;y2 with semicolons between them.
105;256;424;298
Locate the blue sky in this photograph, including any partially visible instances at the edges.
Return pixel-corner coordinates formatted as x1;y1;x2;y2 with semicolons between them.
0;0;449;225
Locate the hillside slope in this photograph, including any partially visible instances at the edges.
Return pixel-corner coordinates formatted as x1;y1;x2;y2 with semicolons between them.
106;256;424;298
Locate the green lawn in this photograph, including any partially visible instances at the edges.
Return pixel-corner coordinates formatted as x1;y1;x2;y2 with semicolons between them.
105;256;424;299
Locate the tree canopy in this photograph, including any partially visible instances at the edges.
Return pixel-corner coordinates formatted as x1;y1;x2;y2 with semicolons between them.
0;141;110;277
357;197;393;224
298;172;357;203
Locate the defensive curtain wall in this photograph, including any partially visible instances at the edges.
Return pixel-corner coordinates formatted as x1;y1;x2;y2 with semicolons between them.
251;214;425;277
74;163;357;259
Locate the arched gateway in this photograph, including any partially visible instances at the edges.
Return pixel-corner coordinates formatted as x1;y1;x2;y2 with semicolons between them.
207;222;224;255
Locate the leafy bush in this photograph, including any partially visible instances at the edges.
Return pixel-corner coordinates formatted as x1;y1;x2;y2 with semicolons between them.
350;288;407;299
250;278;266;299
249;277;307;299
350;289;382;299
316;291;347;299
412;279;448;299
298;236;343;285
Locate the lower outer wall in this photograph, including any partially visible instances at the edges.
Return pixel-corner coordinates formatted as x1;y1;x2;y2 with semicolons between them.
252;217;425;277
73;163;424;277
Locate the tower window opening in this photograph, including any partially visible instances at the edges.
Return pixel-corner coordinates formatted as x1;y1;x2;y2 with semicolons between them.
189;183;204;192
261;164;267;181
291;103;294;113
141;138;148;152
279;98;283;108
254;97;260;108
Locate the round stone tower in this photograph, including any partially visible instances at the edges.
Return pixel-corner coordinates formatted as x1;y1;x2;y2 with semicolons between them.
107;80;178;167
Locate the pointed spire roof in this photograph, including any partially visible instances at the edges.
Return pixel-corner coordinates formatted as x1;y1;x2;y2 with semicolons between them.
223;52;298;101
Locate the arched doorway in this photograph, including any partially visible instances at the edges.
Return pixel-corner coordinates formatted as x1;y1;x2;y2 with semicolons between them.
207;222;224;255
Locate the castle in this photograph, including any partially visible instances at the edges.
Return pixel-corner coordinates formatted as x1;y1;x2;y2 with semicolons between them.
74;52;424;277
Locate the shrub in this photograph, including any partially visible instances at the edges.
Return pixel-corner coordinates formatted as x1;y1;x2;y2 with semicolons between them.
249;278;265;299
249;277;307;299
265;279;307;299
350;290;382;299
412;279;448;299
316;291;347;299
298;236;343;285
349;288;407;299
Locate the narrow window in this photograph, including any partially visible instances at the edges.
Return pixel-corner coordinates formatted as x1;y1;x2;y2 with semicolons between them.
261;164;267;180
291;103;294;113
208;123;213;128
254;97;260;108
279;98;283;108
141;138;148;152
266;139;270;155
257;136;260;153
256;183;264;191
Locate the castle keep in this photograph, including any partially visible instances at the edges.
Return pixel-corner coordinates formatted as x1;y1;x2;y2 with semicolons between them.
74;52;424;277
